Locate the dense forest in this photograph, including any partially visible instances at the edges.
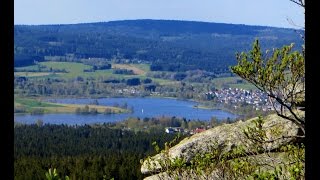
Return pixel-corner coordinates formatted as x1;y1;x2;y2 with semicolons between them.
14;20;303;73
14;123;185;179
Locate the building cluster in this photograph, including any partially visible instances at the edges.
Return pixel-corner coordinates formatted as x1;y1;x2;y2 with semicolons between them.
206;88;278;111
116;87;280;112
117;88;140;94
165;127;207;135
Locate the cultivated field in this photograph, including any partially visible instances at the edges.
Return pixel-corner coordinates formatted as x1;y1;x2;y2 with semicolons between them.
14;61;255;89
112;64;146;75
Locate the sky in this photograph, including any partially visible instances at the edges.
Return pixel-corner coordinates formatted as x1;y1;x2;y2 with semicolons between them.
14;0;304;29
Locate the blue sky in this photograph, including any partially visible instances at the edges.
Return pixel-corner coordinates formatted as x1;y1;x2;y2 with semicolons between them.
14;0;304;28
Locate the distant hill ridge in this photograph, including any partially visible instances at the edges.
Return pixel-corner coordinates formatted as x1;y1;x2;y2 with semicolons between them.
18;19;296;33
14;19;304;72
88;19;266;35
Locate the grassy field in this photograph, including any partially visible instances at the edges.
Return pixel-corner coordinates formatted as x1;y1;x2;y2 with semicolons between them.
14;97;127;114
15;98;64;108
15;62;92;78
14;61;255;89
43;103;126;114
14;61;179;85
14;72;66;78
15;62;151;79
211;76;257;90
145;77;178;85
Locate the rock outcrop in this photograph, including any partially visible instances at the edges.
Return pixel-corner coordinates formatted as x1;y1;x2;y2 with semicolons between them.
141;113;302;179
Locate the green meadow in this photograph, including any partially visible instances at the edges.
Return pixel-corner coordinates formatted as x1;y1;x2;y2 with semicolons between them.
211;76;257;90
14;61;178;85
15;61;255;89
14;97;127;114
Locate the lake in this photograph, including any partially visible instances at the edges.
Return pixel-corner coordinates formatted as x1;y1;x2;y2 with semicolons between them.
14;97;238;125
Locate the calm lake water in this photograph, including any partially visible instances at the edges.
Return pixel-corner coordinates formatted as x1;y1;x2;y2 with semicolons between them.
14;97;238;125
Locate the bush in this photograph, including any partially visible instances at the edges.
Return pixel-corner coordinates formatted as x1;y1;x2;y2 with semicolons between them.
126;78;140;86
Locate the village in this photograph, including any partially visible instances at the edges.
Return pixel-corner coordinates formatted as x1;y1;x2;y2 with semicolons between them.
115;86;279;113
205;87;278;111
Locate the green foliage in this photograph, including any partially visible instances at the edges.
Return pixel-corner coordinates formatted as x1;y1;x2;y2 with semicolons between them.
231;40;304;92
15;98;63;108
14;97;64;114
126;78;141;86
45;168;60;180
249;170;281;180
143;134;187;178
243;116;266;151
75;105;98;114
281;143;305;179
14;124;179;179
113;69;135;75
45;168;70;180
231;39;305;134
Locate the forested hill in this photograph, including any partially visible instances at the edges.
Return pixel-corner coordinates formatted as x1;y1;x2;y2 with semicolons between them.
14;19;304;72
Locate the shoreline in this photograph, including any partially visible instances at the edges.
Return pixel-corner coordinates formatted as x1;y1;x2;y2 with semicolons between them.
15;95;241;116
14;98;129;115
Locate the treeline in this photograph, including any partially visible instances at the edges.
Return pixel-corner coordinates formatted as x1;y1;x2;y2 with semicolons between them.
113;69;135;75
13;75;215;100
13;74;228;100
14;20;303;73
14;124;184;179
14;76;154;97
75;105;98;114
114;116;239;134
